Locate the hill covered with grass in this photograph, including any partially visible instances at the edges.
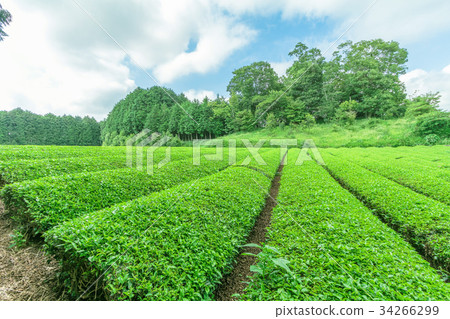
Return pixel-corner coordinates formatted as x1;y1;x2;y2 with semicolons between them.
218;118;448;148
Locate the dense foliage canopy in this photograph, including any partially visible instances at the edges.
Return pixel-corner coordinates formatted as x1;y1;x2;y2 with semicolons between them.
101;86;226;145
100;38;449;146
0;108;101;145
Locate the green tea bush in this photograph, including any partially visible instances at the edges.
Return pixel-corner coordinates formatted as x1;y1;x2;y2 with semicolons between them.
321;152;450;272
243;149;450;301
325;148;450;205
1;149;256;238
0;145;127;162
0;156;125;187
1;149;280;238
45;164;279;300
0;147;200;187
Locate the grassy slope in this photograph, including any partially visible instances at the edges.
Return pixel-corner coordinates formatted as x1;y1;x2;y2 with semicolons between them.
219;118;435;148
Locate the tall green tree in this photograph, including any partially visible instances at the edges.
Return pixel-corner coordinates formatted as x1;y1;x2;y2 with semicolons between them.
227;61;282;114
327;39;408;118
233;110;255;132
102;86;181;139
254;90;291;126
210;97;234;134
284;99;307;125
285;43;325;119
178;101;197;140
0;3;12;41
168;104;182;136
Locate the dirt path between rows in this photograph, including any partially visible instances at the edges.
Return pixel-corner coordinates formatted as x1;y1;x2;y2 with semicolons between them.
0;201;62;301
215;161;285;301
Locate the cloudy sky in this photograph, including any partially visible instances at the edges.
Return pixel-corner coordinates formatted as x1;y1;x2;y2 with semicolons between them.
1;0;450;120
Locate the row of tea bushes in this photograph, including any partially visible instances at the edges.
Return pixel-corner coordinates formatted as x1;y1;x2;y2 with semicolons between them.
243;149;449;300
1;148;280;238
0;147;198;187
321;151;450;272
325;148;450;204
45;151;283;300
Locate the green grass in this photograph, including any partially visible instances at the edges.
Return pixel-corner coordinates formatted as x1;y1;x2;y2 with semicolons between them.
218;118;439;148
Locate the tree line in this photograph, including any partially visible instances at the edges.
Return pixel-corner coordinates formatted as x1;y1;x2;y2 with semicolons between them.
1;6;103;146
101;86;226;145
0;37;447;146
0;108;101;145
102;38;446;145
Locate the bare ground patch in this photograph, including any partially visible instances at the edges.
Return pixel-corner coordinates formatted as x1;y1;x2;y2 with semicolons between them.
0;201;62;301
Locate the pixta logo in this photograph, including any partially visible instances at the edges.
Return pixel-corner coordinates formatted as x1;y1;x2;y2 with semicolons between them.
192;138;324;166
126;129;172;175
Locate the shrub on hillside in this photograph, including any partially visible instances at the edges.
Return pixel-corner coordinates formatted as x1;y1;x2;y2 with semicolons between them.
265;113;278;129
406;92;441;118
424;134;440;146
300;113;316;128
166;134;183;147
335;100;358;125
415;111;450;138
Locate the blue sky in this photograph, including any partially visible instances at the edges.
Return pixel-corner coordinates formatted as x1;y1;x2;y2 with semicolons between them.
1;0;450;120
156;13;326;97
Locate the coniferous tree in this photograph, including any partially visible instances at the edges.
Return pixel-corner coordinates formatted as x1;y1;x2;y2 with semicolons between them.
0;3;12;41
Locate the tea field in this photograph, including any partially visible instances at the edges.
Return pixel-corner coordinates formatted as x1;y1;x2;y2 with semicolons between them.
0;145;448;300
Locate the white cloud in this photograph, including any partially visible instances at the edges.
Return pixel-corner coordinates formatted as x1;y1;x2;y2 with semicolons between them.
0;2;135;120
216;0;450;45
337;0;450;45
183;89;216;101
401;65;450;112
214;0;359;18
0;0;256;119
443;65;450;75
270;61;293;77
1;0;450;120
154;17;256;83
19;0;256;83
